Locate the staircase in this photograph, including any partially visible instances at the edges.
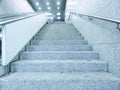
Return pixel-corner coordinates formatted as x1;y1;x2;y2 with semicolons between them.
0;22;120;90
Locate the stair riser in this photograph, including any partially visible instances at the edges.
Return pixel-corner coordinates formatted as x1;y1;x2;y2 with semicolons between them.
26;46;92;51
1;81;119;90
34;36;84;40
31;40;88;45
37;31;81;35
20;52;99;60
37;32;82;36
11;63;107;72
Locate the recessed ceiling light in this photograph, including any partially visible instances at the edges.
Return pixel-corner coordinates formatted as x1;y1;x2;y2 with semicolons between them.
48;7;51;10
57;7;60;10
47;13;52;16
57;16;61;19
46;2;50;5
38;7;41;10
57;2;60;5
35;2;39;6
57;12;61;15
49;13;53;15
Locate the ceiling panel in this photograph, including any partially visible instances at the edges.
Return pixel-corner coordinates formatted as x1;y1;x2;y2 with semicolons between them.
27;0;66;21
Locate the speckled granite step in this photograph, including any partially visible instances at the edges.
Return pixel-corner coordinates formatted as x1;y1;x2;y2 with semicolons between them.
31;40;88;45
34;35;84;40
26;45;92;51
20;51;99;60
0;72;119;90
11;60;107;72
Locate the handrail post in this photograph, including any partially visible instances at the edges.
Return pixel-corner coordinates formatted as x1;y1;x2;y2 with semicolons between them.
0;25;2;65
67;12;71;22
0;25;5;65
117;23;120;30
78;14;82;17
88;16;93;20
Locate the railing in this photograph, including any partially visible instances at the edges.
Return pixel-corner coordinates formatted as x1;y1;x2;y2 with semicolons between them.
69;12;120;30
0;12;37;25
0;12;48;65
0;13;33;18
0;12;37;65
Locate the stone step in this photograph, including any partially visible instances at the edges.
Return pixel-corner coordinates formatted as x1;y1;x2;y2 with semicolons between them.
0;72;119;90
11;60;108;72
37;31;82;37
34;35;84;40
20;51;99;60
31;40;88;45
26;45;92;51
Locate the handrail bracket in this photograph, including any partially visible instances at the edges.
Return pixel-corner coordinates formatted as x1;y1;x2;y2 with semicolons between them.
117;23;120;30
88;16;93;20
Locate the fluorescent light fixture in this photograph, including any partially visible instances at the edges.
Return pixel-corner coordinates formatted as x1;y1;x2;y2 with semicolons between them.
49;13;52;15
57;7;60;10
46;2;50;5
57;16;61;19
47;13;52;15
35;2;39;6
57;2;60;5
48;7;51;10
38;7;41;10
57;12;61;15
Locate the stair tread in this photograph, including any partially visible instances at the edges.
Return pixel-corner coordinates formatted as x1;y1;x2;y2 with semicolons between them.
32;40;87;41
31;40;88;45
26;45;92;51
35;36;84;40
22;51;97;53
36;35;84;37
13;60;106;64
27;45;91;46
11;59;107;72
0;72;119;81
32;40;88;43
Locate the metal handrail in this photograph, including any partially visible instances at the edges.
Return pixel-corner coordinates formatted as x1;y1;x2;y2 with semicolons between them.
0;12;41;25
0;12;34;18
70;12;120;30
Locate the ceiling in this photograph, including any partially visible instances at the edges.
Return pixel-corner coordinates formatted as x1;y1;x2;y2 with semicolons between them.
27;0;66;21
